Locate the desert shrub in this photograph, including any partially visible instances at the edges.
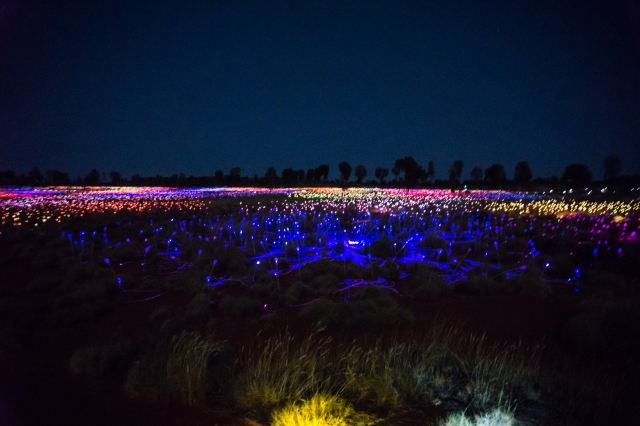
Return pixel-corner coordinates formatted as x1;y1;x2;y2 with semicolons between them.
149;305;172;322
369;235;392;258
283;282;315;306
343;324;541;412
233;333;341;412
343;329;468;407
183;293;212;324
45;235;68;249
51;285;111;310
213;245;247;276
219;296;262;318
51;300;113;326
161;273;196;293
28;276;62;294
250;280;277;298
592;273;628;297
277;258;291;271
62;261;91;285
307;274;338;295
454;276;503;296
126;332;233;406
301;259;342;281
191;251;215;272
412;269;450;301
31;249;62;269
96;277;120;294
419;233;449;249
299;299;342;327
271;393;375;426
351;284;388;301
107;245;138;263
373;261;401;280
70;340;139;386
344;289;413;328
506;276;551;298
92;266;115;281
440;408;515;426
343;261;363;278
464;338;541;412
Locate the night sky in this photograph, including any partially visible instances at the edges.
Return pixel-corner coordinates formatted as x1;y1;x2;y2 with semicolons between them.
2;0;639;181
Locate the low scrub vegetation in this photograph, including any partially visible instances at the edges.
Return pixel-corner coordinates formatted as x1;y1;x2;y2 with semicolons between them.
230;323;549;422
126;331;233;406
271;393;376;426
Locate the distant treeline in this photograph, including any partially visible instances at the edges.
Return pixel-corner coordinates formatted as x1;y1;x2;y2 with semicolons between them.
2;155;639;192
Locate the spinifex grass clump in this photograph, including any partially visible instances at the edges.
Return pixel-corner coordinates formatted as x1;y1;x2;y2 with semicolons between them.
126;331;233;406
233;332;343;412
271;393;377;426
233;324;544;422
70;340;140;388
440;408;515;426
343;324;542;412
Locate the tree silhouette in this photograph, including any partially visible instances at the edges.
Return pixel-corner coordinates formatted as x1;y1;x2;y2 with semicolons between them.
214;170;224;184
131;173;143;184
448;168;459;186
316;164;330;182
375;167;389;184
447;160;463;186
45;170;70;185
338;161;352;182
470;166;483;183
28;167;43;184
109;171;123;185
603;155;621;181
484;164;506;187
391;166;400;181
282;168;298;185
296;169;305;183
306;168;315;183
84;169;101;185
453;160;463;180
354;165;367;183
394;156;424;186
514;161;532;187
427;161;435;183
562;164;592;186
0;170;16;185
265;167;278;187
228;167;241;185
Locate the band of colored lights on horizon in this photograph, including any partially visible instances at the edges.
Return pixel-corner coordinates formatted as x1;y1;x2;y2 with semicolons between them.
2;187;637;288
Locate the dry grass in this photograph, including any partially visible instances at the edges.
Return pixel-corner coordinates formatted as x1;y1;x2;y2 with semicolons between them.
271;393;377;426
440;408;515;426
233;332;343;411
234;323;542;420
126;331;230;406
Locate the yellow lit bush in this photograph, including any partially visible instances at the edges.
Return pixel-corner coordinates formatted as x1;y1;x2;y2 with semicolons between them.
271;393;376;426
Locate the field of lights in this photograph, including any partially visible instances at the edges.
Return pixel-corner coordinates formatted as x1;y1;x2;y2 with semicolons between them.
2;187;638;292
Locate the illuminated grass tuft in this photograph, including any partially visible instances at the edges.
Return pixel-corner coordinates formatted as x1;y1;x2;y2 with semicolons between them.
440;408;515;426
271;393;376;426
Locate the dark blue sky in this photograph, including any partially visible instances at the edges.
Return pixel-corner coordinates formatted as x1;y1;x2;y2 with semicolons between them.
2;0;639;180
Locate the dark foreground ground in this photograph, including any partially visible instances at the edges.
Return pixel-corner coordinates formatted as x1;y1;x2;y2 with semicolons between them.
1;201;639;425
1;260;638;425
